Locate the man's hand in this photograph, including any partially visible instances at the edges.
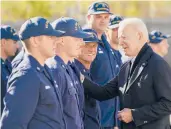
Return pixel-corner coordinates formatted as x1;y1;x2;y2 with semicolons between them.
114;127;119;129
117;108;133;123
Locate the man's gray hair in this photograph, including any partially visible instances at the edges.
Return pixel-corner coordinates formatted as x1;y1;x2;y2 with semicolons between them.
119;18;149;41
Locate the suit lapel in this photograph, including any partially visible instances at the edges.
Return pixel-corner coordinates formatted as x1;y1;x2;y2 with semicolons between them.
125;61;147;93
122;43;154;94
119;61;131;94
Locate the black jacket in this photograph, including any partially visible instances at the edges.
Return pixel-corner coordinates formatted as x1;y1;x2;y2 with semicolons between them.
84;43;171;129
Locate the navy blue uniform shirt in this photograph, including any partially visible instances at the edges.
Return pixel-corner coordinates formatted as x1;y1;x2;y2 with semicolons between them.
68;60;86;126
46;56;83;129
90;34;122;127
71;60;101;129
0;53;64;129
1;58;12;113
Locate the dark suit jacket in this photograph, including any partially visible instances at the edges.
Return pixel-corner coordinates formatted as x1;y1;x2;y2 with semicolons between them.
84;43;171;129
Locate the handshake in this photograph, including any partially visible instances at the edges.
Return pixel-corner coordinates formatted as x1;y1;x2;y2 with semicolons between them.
117;108;133;123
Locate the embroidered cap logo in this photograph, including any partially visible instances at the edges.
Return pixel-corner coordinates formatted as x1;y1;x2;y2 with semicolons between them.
75;22;81;31
45;21;49;28
11;28;17;36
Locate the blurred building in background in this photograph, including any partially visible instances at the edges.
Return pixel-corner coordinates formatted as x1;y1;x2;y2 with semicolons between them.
1;0;171;65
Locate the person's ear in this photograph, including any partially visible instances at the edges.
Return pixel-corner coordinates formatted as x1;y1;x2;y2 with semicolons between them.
105;28;110;37
137;31;143;40
59;37;65;46
0;39;6;48
29;36;41;47
87;14;91;21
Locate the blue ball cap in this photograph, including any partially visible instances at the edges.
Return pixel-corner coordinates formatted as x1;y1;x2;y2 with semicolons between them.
149;30;171;44
83;29;99;43
1;25;20;41
52;17;91;38
19;16;64;40
108;15;124;29
88;2;112;15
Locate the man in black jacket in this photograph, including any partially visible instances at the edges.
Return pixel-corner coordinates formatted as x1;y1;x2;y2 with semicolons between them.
83;18;171;129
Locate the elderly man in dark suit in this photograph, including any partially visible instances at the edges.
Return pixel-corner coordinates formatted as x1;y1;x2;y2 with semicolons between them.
83;18;171;129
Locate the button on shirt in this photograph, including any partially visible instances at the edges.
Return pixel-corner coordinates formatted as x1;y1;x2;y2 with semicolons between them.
46;56;82;129
1;54;64;129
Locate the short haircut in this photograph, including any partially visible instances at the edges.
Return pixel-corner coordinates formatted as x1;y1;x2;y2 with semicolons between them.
119;18;149;40
22;38;31;50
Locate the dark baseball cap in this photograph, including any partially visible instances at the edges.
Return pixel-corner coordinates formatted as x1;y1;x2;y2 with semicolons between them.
1;25;20;41
149;30;171;44
83;29;99;43
108;15;124;29
19;16;65;40
51;17;91;39
88;2;112;15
